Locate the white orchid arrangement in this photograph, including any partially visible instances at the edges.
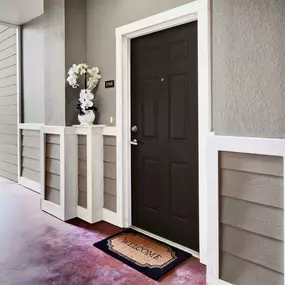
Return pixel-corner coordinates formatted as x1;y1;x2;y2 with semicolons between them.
67;63;101;115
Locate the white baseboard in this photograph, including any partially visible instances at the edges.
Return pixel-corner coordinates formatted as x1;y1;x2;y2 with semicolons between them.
18;176;41;194
77;206;92;223
102;208;121;226
131;226;200;259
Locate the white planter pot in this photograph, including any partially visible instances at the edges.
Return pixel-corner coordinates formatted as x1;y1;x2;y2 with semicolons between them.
78;111;95;126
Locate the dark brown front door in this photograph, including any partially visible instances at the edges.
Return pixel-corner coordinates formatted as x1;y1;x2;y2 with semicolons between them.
131;22;198;251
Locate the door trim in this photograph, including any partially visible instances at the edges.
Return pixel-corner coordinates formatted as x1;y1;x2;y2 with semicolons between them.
115;0;211;264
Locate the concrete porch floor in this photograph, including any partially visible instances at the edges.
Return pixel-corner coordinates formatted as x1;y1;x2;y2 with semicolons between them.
0;177;206;285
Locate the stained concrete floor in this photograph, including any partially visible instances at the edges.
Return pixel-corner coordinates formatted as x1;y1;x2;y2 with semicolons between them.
0;177;206;285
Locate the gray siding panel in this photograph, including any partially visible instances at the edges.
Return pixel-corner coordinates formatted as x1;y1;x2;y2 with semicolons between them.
0;85;17;97
22;129;40;137
45;187;60;205
104;178;116;196
104;145;116;163
220;152;283;177
0;25;17;182
220;252;284;285
221;196;283;241
78;190;87;208
45;134;60;204
77;135;87;208
22;168;40;183
104;162;116;180
104;193;117;212
219;152;284;284
221;224;284;273
0;55;16;70
103;136;116;212
21;130;41;184
221;169;283;209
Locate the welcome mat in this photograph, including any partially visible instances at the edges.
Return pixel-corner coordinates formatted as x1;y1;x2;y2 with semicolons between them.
93;229;191;281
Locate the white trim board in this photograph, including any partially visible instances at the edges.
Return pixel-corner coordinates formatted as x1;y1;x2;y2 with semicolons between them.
206;133;285;285
18;122;44;192
18;177;41;194
115;0;211;265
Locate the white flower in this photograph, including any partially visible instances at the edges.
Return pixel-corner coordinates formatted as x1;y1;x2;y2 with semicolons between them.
67;75;78;88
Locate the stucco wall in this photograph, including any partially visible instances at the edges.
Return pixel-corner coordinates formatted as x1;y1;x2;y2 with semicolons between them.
22;0;86;126
213;0;285;138
86;0;192;125
22;15;46;123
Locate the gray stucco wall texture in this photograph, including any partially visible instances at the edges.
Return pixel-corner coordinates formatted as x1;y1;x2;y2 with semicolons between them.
213;0;285;138
22;0;285;138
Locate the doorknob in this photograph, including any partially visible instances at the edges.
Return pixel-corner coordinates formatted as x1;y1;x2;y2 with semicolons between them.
131;125;137;132
130;139;138;146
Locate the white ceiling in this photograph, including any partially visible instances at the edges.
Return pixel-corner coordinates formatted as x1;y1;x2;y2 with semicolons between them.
0;0;44;25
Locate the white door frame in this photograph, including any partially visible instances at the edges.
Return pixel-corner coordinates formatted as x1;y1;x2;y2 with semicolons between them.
115;0;211;264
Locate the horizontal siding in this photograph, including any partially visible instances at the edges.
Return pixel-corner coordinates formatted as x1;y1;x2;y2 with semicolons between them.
104;136;116;146
46;134;60;144
0;55;16;70
220;252;283;285
0;115;17;125
77;135;87;208
103;136;116;212
0;85;17;97
45;134;60;204
0;151;17;164
104;178;116;196
104;162;116;180
0;134;17;144
22;157;40;172
78;190;87;208
78;175;87;191
0;65;16;79
0;28;16;43
45;187;60;205
22;168;40;183
219;152;284;285
22;129;40;137
221;169;283;208
46;143;60;159
220;224;284;273
104;145;116;163
22;146;40;160
0;168;17;181
78;144;87;161
104;193;117;212
0;36;16;52
46;158;60;175
21;130;41;183
0;24;17;183
220;152;283;177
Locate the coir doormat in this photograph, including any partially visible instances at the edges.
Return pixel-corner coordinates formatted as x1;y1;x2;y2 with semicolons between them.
93;229;191;281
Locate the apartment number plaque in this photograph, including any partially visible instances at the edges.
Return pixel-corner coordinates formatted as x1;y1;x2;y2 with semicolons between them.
105;80;115;88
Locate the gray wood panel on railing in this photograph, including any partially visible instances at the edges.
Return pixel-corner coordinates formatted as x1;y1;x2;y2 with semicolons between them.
103;136;117;212
78;135;87;208
45;134;60;205
21;130;41;183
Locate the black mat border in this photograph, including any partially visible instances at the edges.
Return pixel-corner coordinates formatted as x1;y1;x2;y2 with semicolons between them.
93;228;192;281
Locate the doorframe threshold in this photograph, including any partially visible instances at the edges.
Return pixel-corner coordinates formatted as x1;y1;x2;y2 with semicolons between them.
131;225;200;259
